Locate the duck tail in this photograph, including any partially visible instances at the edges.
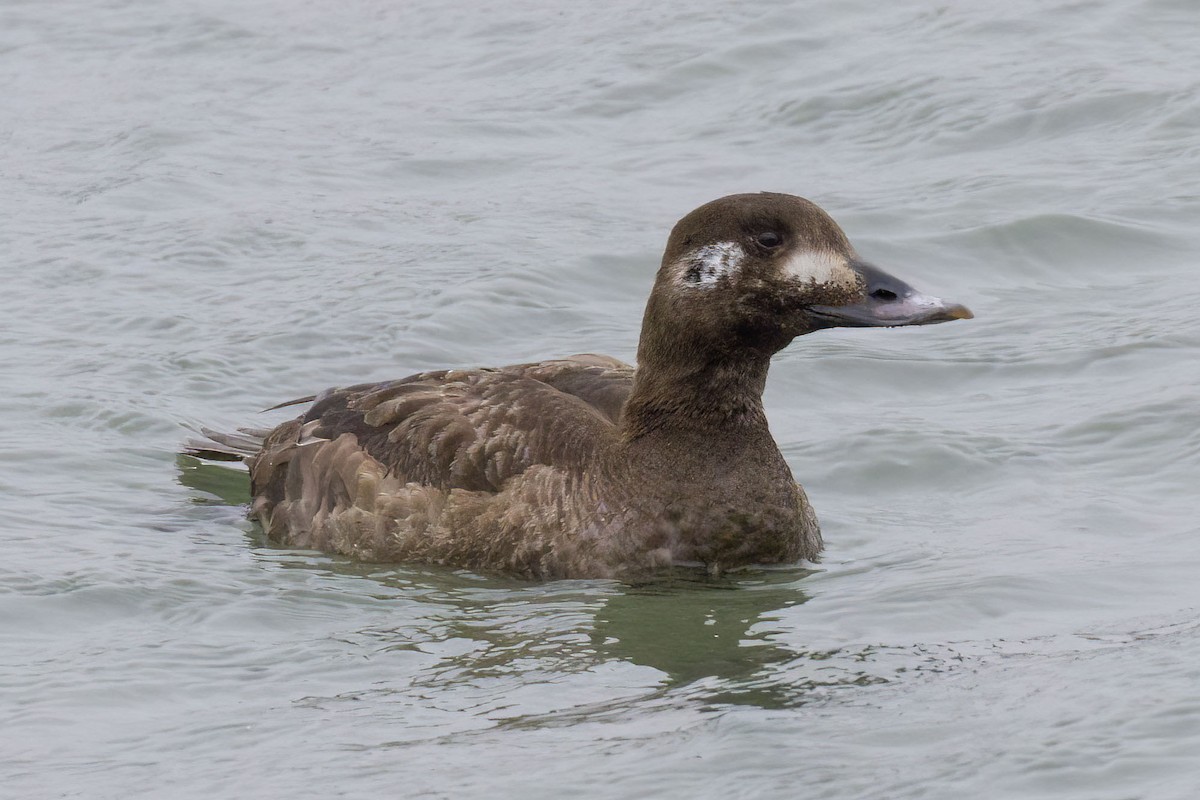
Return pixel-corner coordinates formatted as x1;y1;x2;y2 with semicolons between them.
182;426;270;462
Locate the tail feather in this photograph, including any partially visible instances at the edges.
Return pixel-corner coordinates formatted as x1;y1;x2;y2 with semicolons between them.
183;426;268;462
263;394;317;412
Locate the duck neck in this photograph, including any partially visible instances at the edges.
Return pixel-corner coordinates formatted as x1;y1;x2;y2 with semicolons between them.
620;349;772;441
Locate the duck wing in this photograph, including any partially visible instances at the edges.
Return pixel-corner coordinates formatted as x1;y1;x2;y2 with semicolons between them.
251;353;634;497
508;353;632;424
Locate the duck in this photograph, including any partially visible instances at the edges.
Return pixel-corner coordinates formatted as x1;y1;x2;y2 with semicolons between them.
188;192;971;579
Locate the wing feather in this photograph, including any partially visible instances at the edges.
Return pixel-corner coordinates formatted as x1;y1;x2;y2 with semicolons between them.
253;355;635;497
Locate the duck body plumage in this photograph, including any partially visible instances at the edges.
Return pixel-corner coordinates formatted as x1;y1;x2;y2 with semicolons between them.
246;354;817;579
191;192;970;580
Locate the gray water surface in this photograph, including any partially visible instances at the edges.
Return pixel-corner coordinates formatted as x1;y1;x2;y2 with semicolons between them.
4;0;1200;798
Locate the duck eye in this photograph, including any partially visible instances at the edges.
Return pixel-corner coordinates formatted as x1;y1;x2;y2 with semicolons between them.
756;231;782;249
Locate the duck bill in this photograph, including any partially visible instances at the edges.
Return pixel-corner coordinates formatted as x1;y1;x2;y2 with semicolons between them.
808;261;973;328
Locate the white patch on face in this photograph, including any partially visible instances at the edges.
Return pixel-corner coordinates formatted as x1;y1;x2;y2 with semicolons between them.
678;242;745;288
783;249;858;290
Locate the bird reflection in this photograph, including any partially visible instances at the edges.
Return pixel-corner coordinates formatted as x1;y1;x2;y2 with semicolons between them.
589;571;814;708
176;455;821;710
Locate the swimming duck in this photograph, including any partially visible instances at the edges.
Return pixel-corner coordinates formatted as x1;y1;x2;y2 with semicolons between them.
190;192;971;579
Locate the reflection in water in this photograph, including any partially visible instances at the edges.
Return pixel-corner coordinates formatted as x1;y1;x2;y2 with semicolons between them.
177;456;841;712
176;454;252;507
591;574;814;708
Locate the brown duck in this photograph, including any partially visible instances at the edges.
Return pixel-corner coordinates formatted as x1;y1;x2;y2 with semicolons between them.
190;192;971;579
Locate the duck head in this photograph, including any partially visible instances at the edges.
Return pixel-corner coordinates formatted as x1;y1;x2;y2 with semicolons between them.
638;192;972;363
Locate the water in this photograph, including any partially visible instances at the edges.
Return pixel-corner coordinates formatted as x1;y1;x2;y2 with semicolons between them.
3;0;1199;797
